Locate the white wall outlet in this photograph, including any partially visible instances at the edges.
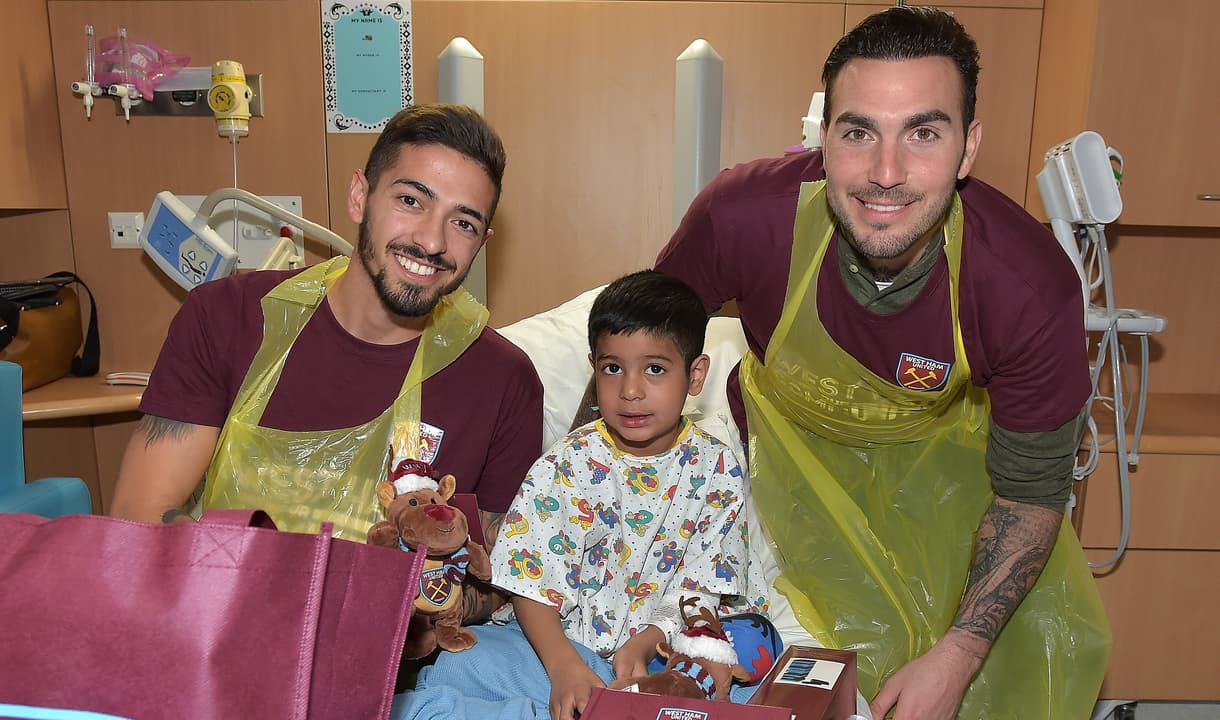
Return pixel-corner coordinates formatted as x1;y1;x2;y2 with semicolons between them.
178;195;305;269
108;211;145;248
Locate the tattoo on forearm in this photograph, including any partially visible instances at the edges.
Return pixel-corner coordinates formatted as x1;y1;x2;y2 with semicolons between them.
139;415;194;447
481;511;505;550
952;498;1061;648
461;579;508;624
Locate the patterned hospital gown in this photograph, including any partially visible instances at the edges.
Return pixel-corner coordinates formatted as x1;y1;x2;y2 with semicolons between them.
490;419;755;657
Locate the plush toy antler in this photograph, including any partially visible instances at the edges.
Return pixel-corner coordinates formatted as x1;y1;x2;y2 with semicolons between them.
610;596;752;701
367;460;491;658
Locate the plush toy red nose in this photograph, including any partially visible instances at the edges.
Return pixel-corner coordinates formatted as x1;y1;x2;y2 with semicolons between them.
424;504;456;522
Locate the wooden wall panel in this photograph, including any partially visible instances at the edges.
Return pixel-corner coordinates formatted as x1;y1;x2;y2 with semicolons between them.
24;420;101;513
1023;0;1099;215
1078;452;1220;551
1086;0;1220;228
847;5;1043;205
47;0;330;372
847;0;1041;6
1087;548;1220;701
1101;228;1220;395
0;0;67;209
356;1;849;326
0;210;76;279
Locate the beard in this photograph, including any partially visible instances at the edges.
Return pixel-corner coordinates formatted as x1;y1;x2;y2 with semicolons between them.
827;185;954;261
357;219;468;317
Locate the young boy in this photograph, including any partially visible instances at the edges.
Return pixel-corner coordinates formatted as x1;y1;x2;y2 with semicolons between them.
488;270;760;719
392;271;771;720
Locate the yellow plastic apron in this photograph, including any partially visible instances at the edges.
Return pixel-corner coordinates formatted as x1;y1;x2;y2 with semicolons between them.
741;181;1109;718
202;257;489;540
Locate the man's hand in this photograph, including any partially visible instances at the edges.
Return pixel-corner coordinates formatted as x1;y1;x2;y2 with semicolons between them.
872;497;1061;718
548;662;606;720
612;625;664;681
869;628;985;719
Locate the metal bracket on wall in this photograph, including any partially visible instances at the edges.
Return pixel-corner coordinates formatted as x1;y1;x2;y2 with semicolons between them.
117;70;264;117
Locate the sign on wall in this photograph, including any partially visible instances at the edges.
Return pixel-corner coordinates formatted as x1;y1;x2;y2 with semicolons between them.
321;1;414;133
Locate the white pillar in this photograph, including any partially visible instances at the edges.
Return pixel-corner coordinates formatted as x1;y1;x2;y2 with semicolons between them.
438;37;488;304
673;39;723;231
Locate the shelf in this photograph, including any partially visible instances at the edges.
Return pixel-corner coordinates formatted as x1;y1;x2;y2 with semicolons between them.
21;374;144;422
1087;392;1220;456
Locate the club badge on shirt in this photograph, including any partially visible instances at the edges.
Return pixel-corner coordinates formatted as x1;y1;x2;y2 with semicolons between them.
895;352;951;391
388;420;445;467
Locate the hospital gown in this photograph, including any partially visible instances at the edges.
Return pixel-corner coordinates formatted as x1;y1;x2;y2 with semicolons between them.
490;419;754;654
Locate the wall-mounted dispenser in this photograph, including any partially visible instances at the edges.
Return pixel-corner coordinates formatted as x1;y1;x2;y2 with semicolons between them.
68;24;264;120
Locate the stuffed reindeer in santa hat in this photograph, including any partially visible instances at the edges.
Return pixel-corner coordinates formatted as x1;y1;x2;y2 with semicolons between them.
611;596;754;702
367;459;491;658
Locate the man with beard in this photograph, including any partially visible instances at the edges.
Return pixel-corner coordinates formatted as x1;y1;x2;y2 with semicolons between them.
655;7;1109;720
113;105;543;565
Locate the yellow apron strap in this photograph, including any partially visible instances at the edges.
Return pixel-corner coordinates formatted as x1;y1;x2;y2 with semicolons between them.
203;261;490;540
389;285;489;460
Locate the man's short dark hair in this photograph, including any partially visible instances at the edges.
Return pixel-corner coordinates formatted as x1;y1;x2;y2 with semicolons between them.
588;270;708;370
822;6;981;128
363;103;507;222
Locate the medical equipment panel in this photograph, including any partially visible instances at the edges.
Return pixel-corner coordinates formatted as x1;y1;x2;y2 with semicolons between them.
143;191;238;291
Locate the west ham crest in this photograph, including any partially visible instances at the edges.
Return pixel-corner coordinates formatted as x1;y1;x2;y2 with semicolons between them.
895;352;951;391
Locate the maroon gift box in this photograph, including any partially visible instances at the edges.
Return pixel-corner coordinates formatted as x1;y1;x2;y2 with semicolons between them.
582;687;795;720
747;645;857;720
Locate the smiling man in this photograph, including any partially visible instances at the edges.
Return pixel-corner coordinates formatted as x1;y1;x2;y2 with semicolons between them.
657;7;1109;720
113;105;543;560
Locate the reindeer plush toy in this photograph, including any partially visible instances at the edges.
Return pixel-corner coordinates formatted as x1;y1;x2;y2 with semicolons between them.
367;459;491;659
611;597;753;702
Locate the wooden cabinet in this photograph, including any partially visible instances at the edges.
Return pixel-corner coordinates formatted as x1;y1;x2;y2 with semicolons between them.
0;0;67;209
1028;0;1220;227
1086;0;1220;227
1031;3;1220;698
1076;443;1220;700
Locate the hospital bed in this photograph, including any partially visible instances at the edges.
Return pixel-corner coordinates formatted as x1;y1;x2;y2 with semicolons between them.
497;286;875;719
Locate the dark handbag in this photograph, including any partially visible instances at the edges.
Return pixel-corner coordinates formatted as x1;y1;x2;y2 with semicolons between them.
0;509;424;719
0;272;99;391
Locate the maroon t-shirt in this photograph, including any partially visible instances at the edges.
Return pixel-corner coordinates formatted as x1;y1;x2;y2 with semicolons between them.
656;151;1089;436
140;269;544;513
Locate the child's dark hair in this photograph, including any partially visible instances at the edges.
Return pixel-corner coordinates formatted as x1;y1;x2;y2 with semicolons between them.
588;270;708;369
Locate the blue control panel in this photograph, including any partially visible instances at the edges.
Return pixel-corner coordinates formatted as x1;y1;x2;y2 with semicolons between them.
142;192;238;291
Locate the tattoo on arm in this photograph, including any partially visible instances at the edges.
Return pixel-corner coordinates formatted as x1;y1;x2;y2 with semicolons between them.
460;510;509;624
951;498;1061;650
480;511;505;551
139;415;195;447
462;580;509;624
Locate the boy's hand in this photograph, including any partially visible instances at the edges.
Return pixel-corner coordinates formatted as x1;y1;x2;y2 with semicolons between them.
612;625;665;682
549;662;605;720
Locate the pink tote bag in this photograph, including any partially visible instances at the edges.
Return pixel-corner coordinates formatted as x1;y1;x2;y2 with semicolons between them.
0;509;423;719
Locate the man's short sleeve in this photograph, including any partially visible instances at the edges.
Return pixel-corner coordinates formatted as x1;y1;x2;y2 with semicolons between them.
466;335;544;514
139;282;250;427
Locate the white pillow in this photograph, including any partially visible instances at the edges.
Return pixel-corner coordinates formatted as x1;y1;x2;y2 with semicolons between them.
498;286;601;450
497;287;748;450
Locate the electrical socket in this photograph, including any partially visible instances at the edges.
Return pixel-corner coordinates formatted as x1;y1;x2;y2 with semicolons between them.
109;211;145;249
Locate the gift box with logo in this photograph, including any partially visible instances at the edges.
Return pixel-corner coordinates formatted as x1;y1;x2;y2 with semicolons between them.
581;686;794;720
747;645;857;720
